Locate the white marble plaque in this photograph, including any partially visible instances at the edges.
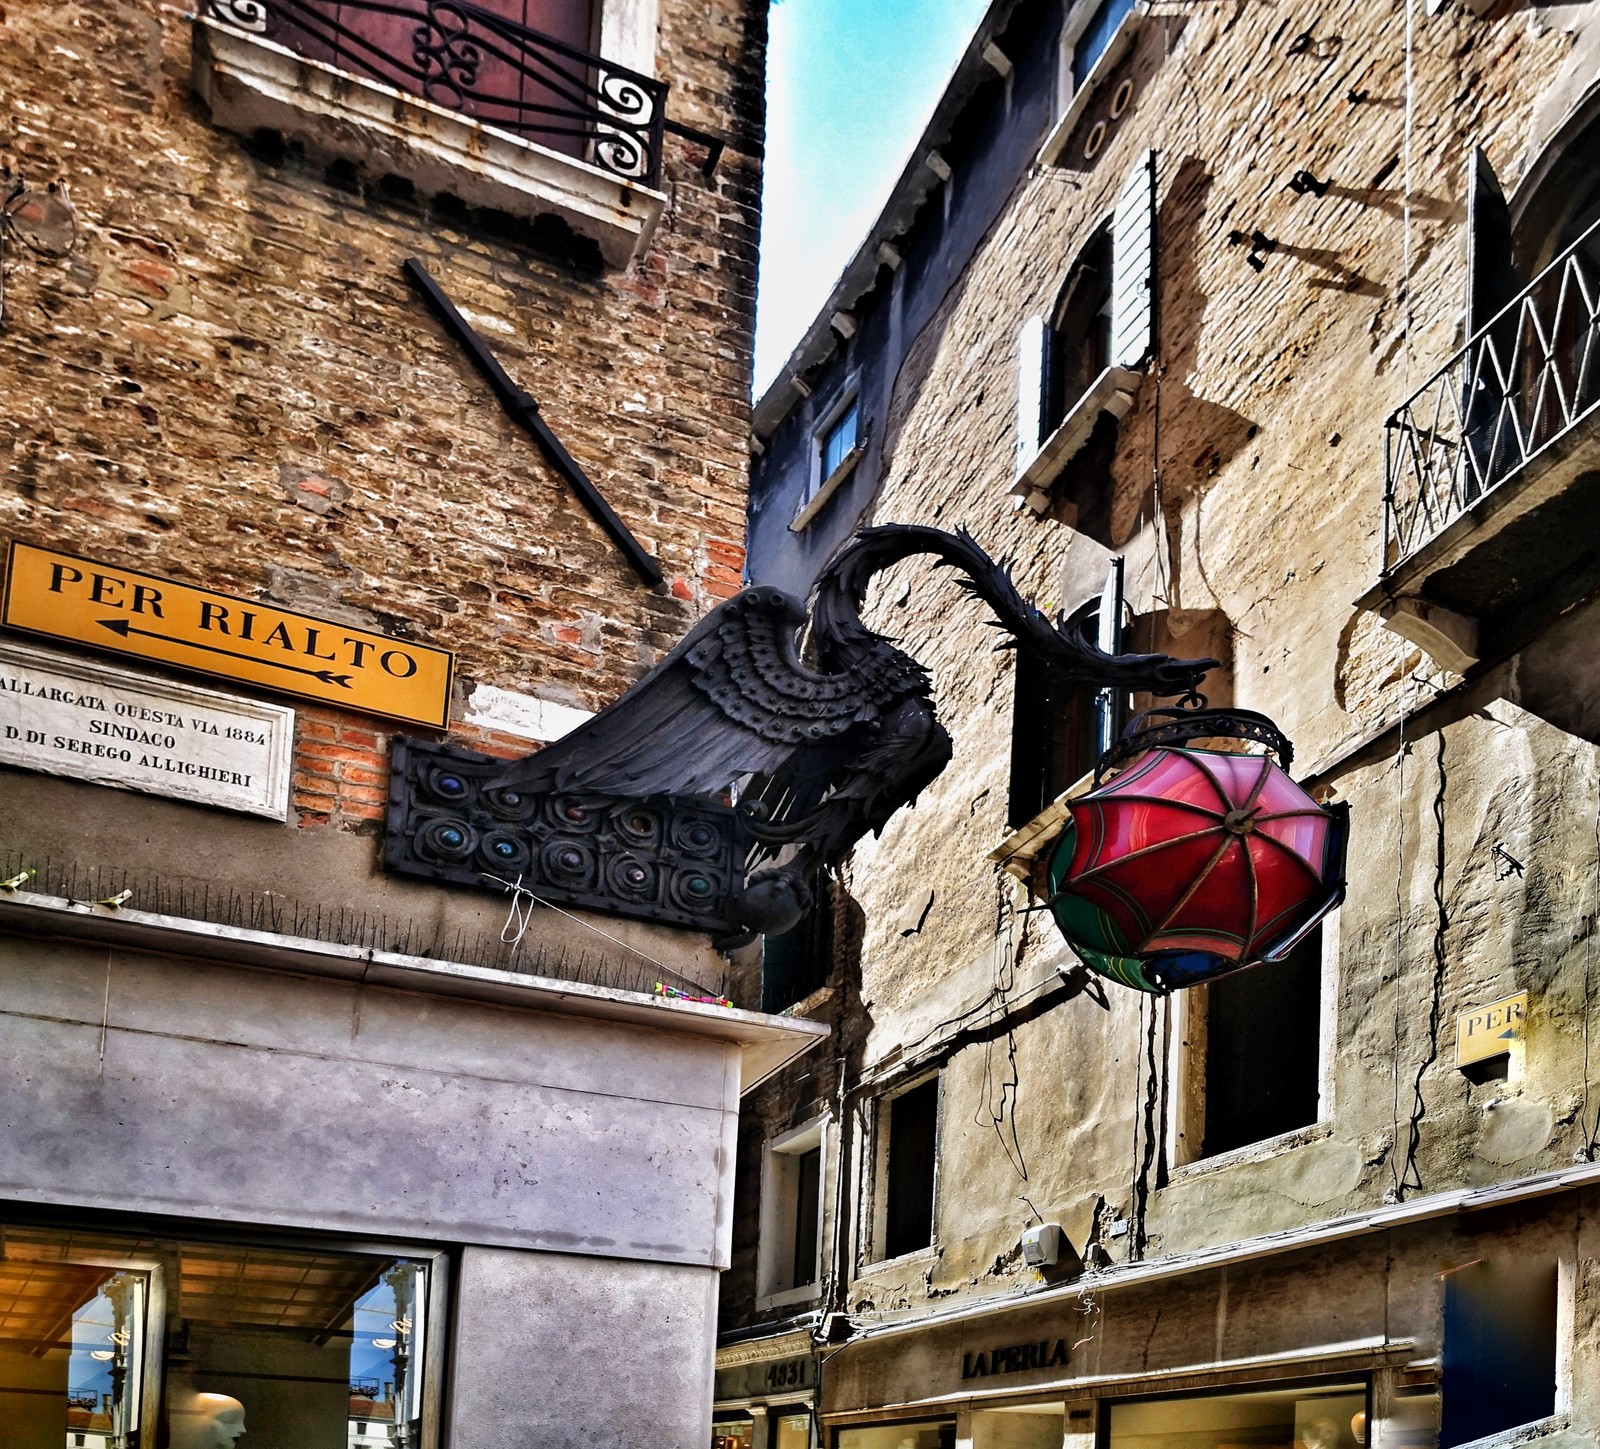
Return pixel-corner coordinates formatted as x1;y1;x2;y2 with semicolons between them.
0;640;293;819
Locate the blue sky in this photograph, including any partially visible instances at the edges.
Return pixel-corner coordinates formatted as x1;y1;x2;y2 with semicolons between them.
754;0;993;397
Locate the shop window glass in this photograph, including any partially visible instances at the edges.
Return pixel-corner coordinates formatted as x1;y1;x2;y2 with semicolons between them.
773;1408;811;1448
1202;924;1322;1157
1106;1380;1367;1448
0;1226;433;1449
881;1078;939;1261
713;1417;754;1449
1440;1256;1557;1445
836;1420;955;1449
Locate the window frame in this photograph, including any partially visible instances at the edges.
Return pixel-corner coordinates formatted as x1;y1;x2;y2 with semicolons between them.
794;385;865;531
756;1115;831;1307
1165;910;1340;1173
866;1073;943;1268
1039;0;1147;167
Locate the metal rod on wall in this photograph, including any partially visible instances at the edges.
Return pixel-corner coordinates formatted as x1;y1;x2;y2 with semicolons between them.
402;258;664;587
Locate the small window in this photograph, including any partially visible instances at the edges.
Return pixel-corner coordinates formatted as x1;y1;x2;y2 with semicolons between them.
1008;599;1112;828
1201;924;1323;1157
1440;1257;1558;1445
757;1118;828;1300
878;1077;940;1261
794;393;864;528
1071;0;1136;89
819;400;859;481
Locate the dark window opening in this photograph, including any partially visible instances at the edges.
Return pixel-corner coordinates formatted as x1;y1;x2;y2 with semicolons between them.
1008;600;1111;829
1071;0;1136;89
1202;925;1322;1157
1440;1257;1557;1445
761;875;832;1013
882;1078;939;1260
1044;223;1114;436
790;1146;821;1289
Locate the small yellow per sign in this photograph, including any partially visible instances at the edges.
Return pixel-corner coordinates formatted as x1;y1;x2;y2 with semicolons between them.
2;543;453;729
1456;990;1528;1068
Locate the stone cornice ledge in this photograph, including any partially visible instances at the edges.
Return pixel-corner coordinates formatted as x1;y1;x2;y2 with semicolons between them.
0;889;826;1091
191;16;666;268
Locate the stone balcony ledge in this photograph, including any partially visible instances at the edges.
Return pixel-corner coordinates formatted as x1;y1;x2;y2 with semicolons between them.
191;16;667;268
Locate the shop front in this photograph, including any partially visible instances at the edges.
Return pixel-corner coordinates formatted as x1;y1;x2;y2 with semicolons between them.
0;890;826;1447
817;1183;1596;1448
714;1327;824;1448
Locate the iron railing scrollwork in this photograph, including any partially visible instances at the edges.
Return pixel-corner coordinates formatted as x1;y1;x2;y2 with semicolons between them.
205;0;669;186
1382;210;1600;571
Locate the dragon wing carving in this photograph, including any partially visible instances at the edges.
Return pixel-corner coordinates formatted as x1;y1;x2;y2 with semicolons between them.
500;583;927;798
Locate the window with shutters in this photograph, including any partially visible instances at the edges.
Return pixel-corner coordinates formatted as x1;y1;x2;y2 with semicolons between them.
870;1076;941;1263
1014;150;1154;518
191;0;670;267
757;1116;829;1304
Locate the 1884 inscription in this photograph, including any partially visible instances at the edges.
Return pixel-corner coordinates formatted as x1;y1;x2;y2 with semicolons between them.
0;641;293;818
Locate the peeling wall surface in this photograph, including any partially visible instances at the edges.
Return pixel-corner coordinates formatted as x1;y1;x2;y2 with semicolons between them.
0;2;825;1446
728;1;1600;1445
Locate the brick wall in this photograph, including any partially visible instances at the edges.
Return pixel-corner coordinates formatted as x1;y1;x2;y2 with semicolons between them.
0;0;763;830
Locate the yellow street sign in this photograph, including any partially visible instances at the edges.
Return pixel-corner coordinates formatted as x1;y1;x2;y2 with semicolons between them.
2;543;453;729
1456;990;1528;1068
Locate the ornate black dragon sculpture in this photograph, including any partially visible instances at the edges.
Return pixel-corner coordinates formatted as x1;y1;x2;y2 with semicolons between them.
385;525;1215;943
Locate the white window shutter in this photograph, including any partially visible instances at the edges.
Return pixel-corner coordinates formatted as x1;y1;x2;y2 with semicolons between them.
1111;149;1156;369
1096;556;1124;654
1095;555;1126;754
1016;314;1048;469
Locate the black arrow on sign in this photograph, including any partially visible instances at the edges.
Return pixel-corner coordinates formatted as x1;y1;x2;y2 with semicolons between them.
96;617;355;687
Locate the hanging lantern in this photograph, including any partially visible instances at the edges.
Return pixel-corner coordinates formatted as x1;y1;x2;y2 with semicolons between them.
1047;707;1348;993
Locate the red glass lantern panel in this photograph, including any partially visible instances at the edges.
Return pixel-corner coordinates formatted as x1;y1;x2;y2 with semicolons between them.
1049;746;1347;992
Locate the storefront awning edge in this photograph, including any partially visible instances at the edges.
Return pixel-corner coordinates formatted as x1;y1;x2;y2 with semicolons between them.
835;1157;1600;1346
821;1336;1418;1423
0;888;827;1091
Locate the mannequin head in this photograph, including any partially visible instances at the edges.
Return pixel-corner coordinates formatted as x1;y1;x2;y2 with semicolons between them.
168;1391;246;1449
1302;1420;1341;1449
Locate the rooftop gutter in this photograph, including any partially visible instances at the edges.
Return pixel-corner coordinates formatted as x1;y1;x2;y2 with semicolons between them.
750;0;1027;441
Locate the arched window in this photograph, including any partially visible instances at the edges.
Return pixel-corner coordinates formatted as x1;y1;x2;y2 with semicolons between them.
1044;221;1114;435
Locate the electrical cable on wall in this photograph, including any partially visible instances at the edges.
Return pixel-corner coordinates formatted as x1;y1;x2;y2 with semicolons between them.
1397;733;1450;1196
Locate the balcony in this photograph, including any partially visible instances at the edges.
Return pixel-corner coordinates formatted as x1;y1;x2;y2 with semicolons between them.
193;0;676;266
1362;213;1600;671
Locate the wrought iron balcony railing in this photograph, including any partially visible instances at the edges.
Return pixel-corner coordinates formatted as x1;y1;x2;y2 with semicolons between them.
1383;211;1600;571
205;0;669;187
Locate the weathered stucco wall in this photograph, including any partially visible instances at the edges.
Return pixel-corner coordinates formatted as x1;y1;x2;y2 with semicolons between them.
728;4;1600;1437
